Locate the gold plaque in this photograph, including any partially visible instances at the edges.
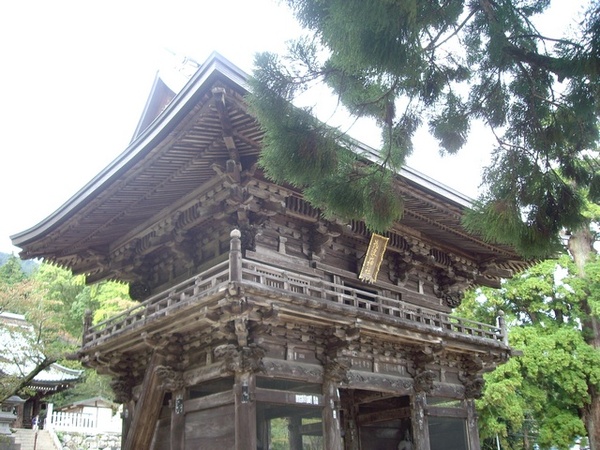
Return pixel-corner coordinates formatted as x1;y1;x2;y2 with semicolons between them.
359;233;389;283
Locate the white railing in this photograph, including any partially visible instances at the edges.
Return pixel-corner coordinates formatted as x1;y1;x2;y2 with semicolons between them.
45;404;122;434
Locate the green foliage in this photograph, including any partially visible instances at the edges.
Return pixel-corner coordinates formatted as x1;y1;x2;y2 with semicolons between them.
0;255;27;286
49;370;115;407
458;256;600;449
250;0;600;258
0;260;135;402
248;52;404;232
0;252;38;276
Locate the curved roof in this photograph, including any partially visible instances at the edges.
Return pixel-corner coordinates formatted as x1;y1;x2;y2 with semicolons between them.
0;312;82;392
11;53;528;283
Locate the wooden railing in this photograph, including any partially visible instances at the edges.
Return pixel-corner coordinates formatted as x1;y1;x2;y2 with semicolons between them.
82;231;506;347
83;261;230;345
241;260;504;341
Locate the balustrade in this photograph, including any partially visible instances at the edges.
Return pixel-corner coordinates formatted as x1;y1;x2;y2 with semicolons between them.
81;231;506;348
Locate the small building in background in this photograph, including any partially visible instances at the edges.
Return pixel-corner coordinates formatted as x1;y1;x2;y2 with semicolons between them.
0;312;82;429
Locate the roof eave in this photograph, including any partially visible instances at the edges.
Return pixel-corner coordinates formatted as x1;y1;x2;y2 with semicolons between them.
11;53;249;254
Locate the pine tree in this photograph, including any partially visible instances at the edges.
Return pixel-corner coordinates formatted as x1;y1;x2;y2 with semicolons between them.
0;254;26;286
249;1;600;447
249;0;600;258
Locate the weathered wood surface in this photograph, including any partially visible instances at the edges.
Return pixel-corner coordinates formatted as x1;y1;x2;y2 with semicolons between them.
122;351;166;450
234;372;256;450
185;391;234;413
82;258;505;351
411;392;430;450
170;389;186;450
185;404;235;450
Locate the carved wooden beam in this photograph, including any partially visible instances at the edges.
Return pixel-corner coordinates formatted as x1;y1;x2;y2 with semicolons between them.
212;87;239;163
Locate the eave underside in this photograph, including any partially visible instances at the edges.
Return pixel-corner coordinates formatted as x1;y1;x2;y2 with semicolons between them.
14;77;528;284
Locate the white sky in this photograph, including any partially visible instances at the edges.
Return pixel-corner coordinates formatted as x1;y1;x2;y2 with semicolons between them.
0;0;586;255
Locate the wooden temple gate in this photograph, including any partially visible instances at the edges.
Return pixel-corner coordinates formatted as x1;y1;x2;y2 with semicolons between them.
12;54;525;450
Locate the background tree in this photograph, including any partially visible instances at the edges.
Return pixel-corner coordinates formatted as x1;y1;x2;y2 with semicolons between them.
0;255;26;287
249;0;600;257
457;256;600;449
0;263;76;403
0;260;136;404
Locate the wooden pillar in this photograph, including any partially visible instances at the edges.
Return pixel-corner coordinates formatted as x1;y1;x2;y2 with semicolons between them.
170;388;187;450
82;309;92;345
288;416;303;450
341;391;360;450
465;399;481;450
235;371;257;450
230;229;242;283
322;379;343;450
411;392;430;450
121;399;134;448
256;407;269;450
123;351;167;450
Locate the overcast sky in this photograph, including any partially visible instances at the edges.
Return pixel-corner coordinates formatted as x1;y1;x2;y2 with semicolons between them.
0;0;585;255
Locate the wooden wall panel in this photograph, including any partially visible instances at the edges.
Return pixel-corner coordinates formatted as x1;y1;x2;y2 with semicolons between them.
151;417;171;450
185;404;235;450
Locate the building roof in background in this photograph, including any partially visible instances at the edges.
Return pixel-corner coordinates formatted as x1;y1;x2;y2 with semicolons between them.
0;312;82;394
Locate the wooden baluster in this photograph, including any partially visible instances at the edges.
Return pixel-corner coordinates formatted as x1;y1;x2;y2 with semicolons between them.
498;310;507;344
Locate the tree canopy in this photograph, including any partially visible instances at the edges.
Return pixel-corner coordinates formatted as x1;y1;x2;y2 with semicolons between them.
457;256;600;449
0;258;136;405
249;0;600;258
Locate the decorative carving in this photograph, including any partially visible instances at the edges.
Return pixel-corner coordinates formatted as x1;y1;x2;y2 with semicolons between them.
215;344;265;375
412;370;436;393
459;354;486;399
345;372;413;392
155;365;185;391
239;222;257;253
142;332;169;351
434;269;466;308
321;354;351;383
461;374;485;399
408;345;443;394
234;317;249;347
89;351;127;377
129;280;151;301
111;377;135;403
262;359;323;381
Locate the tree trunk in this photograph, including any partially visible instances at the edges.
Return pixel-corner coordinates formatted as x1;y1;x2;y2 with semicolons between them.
569;225;599;450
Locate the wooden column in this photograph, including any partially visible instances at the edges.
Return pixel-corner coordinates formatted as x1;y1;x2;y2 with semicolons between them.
170;388;187;450
256;407;269;450
234;371;257;450
341;391;360;450
411;392;430;450
465;399;481;450
121;400;134;449
230;229;242;283
123;351;167;450
288;416;304;450
322;379;343;450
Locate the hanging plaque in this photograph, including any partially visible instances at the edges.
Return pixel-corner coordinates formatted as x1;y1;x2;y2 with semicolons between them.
359;233;389;283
